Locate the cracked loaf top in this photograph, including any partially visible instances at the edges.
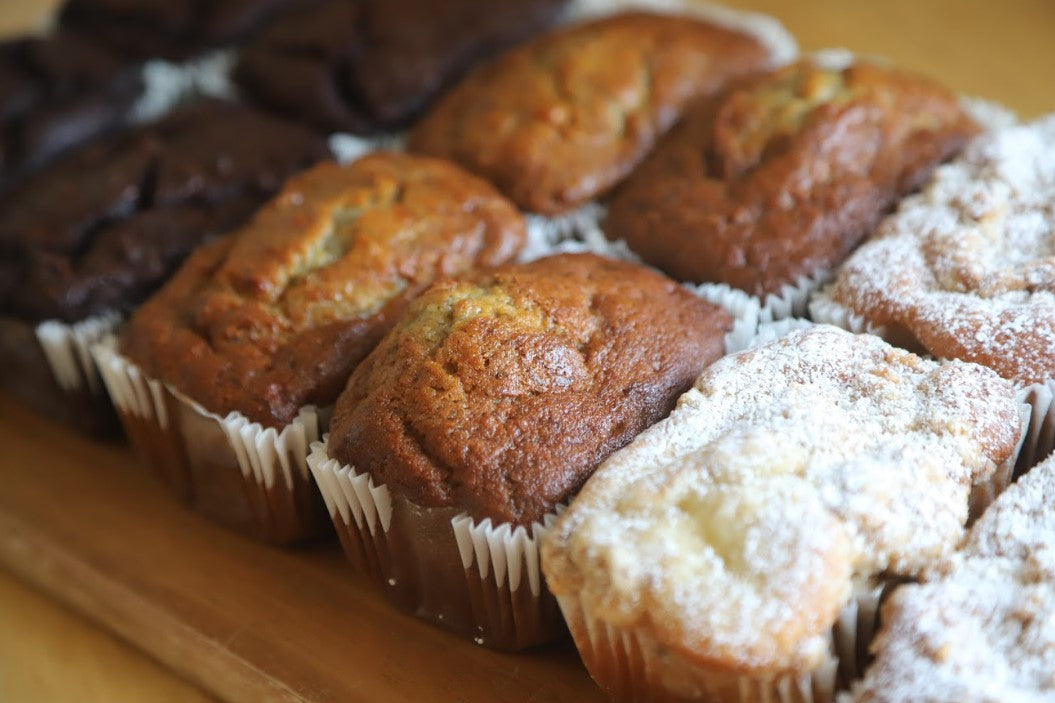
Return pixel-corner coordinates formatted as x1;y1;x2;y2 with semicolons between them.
542;326;1019;676
120;151;526;428
0;100;328;324
327;253;733;526
826;115;1055;385
235;0;568;135
407;11;774;215
604;58;978;298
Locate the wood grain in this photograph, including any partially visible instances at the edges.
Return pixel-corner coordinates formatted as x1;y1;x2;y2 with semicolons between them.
0;394;603;703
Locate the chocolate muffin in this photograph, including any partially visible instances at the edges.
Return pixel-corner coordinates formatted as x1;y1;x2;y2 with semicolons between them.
328;253;733;526
119;151;526;429
0;99;326;435
0;100;328;325
234;0;568;135
57;0;315;60
604;59;979;298
407;11;774;215
0;30;142;192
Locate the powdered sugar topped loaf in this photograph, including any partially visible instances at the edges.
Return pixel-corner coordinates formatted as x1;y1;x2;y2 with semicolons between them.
826;115;1055;384
542;325;1020;674
851;454;1055;702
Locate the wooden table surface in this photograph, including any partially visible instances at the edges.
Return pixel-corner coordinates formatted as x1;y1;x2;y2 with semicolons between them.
1;1;1053;702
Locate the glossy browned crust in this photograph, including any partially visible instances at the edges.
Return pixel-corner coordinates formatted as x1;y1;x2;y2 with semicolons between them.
604;60;979;297
328;253;733;526
121;152;525;428
407;12;770;215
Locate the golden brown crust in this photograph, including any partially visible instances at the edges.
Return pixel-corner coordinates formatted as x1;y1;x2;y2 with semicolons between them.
328;253;733;526
407;11;770;215
120;152;525;427
604;60;979;297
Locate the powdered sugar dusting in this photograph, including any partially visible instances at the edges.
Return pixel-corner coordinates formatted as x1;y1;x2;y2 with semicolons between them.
827;116;1055;385
850;455;1055;702
542;326;1020;674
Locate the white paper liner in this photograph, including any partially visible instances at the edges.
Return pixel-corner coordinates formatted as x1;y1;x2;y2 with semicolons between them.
328;132;408;164
745;318;818;350
556;591;842;703
307;437;564;650
92;335;169;426
35;312;122;394
131;49;238;123
563;0;798;68
807;289;888;337
451;508;562;598
92;337;326;543
1016;381;1055;477
761;268;833;324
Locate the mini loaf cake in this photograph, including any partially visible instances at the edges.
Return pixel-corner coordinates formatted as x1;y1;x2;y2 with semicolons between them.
0;31;142;192
58;0;313;59
541;325;1021;702
850;453;1055;702
329;252;732;525
235;0;568;134
0;99;327;435
313;252;733;648
103;151;525;543
407;11;775;214
818;115;1055;386
120;151;525;429
603;58;978;300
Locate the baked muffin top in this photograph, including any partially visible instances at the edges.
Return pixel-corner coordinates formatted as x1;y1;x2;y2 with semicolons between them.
235;0;567;134
851;454;1055;702
542;325;1019;674
0;100;328;324
328;253;732;526
58;0;313;60
604;58;978;297
0;30;142;192
121;151;525;428
408;11;774;214
825;115;1055;385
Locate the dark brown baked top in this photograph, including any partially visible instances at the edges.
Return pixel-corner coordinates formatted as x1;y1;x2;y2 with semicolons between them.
328;253;733;526
0;31;142;191
58;0;315;60
120;151;526;428
0;100;328;324
235;0;567;135
407;11;770;215
604;60;979;297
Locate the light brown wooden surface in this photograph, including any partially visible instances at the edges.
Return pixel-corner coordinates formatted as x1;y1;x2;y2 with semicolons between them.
0;2;1053;702
0;394;603;703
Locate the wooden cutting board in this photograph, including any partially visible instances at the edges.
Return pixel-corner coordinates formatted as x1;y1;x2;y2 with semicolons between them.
0;394;603;703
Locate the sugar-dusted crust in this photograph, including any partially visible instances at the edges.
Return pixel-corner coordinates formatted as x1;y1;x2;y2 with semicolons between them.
851;455;1055;702
328;253;732;526
0;100;328;324
542;326;1019;675
120;151;525;428
407;11;771;215
826;116;1055;385
604;59;978;297
235;0;567;135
